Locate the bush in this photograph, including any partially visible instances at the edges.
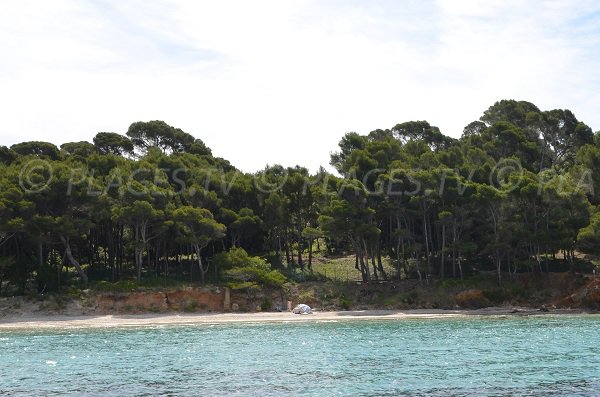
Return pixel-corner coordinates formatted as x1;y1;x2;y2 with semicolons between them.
218;247;287;289
225;267;287;289
93;280;138;292
338;295;352;310
213;248;269;271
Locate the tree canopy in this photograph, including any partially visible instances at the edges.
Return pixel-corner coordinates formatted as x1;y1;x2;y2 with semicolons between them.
1;102;599;295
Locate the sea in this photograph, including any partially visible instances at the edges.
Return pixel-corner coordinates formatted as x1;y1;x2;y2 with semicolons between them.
1;315;600;396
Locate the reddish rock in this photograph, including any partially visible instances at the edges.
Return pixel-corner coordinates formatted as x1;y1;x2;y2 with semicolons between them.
455;289;490;309
166;288;225;312
97;292;167;314
95;288;226;314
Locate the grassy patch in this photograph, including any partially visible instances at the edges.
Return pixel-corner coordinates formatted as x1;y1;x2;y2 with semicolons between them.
92;278;194;293
312;255;396;282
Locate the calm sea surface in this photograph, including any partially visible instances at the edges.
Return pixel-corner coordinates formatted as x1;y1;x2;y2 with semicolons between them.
1;315;600;396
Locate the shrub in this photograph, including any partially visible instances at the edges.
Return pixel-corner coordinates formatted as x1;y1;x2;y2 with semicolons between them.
219;247;287;289
213;247;269;271
338;295;352;310
93;280;137;292
225;267;287;289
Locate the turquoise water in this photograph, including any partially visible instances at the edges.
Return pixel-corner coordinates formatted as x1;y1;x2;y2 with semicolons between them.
1;316;600;396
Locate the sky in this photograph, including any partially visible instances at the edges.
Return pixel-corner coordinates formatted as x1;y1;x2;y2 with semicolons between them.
1;0;600;172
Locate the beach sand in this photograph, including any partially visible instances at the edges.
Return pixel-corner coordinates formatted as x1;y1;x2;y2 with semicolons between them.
0;307;591;330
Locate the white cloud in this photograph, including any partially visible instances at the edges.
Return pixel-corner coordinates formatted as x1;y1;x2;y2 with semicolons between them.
1;0;599;172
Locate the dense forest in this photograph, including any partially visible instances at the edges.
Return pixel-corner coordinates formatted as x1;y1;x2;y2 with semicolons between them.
1;99;600;295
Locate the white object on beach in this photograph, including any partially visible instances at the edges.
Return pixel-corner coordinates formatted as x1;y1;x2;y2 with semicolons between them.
292;304;312;314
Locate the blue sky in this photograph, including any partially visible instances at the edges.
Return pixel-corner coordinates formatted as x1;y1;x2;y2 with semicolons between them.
1;0;600;172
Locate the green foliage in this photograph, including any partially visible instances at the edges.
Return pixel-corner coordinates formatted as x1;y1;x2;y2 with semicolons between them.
577;211;600;254
1;102;599;296
93;132;134;156
92;280;139;292
217;247;286;289
225;267;287;289
213;247;269;270
10;141;60;160
439;275;483;289
338;294;352;310
126;120;202;155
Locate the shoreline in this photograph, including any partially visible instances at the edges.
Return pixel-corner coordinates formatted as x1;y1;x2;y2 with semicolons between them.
0;307;596;330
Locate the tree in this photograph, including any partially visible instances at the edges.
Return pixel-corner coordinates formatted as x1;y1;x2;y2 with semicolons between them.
115;200;169;282
173;206;225;283
93;132;134;156
480;99;541;130
474;183;507;284
10;141;60;160
330;132;367;174
319;179;379;282
60;141;96;158
535;109;594;169
301;226;322;270
187;139;212;156
578;211;600;255
462;121;487;138
1;101;598;294
126;120;199;155
23;161;95;286
392;121;455;150
0;146;16;165
215;247;286;290
229;208;262;249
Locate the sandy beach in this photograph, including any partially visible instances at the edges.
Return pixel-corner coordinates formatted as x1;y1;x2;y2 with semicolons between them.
0;307;592;330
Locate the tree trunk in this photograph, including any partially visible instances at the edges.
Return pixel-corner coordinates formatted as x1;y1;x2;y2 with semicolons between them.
377;245;386;281
355;242;368;282
423;209;431;272
452;222;457;278
193;243;209;284
307;239;313;271
370;243;378;281
135;246;143;282
440;223;446;279
395;238;402;281
490;205;501;285
496;250;502;286
60;235;88;286
285;239;291;268
297;241;304;271
38;241;43;270
415;253;422;284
